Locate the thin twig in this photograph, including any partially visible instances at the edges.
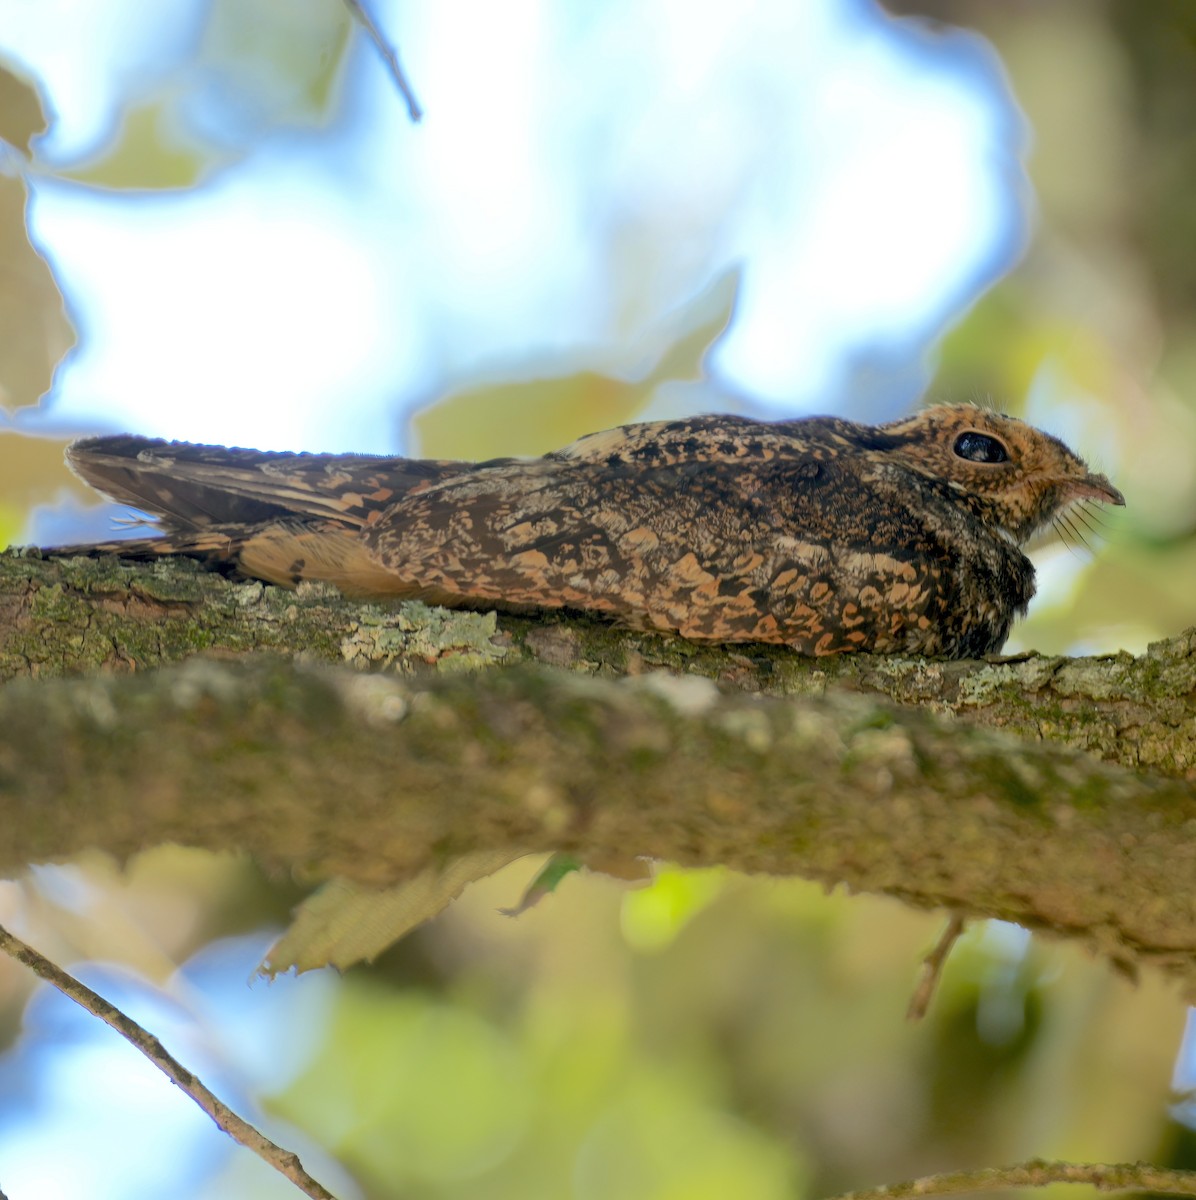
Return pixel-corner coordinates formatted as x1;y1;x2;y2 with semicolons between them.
907;912;966;1021
0;922;336;1200
342;0;423;121
823;1159;1196;1200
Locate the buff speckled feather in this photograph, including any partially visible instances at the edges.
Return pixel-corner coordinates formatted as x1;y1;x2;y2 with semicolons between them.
57;405;1124;658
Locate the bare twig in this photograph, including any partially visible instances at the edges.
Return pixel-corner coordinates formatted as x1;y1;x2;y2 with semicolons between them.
907;912;966;1021
342;0;423;121
823;1158;1196;1200
0;922;337;1200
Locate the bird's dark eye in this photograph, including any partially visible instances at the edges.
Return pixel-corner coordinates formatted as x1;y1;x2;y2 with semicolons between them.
953;431;1009;464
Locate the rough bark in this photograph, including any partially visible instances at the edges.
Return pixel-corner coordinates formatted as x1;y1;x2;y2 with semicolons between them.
2;650;1195;986
2;550;1195;990
3;550;1193;776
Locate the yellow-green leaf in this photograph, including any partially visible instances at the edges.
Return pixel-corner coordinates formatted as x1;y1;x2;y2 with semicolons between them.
410;369;659;461
261;849;528;975
61;99;218;191
0;433;91;534
410;268;742;460
201;0;353;126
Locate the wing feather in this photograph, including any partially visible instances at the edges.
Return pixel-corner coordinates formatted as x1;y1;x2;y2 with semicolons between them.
362;452;956;652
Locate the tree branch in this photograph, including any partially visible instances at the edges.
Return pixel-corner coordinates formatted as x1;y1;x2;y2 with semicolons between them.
0;922;334;1199
0;644;1194;990
823;1158;1196;1200
341;0;423;121
3;551;1194;777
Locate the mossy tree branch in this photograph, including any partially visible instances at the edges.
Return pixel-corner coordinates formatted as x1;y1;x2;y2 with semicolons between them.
0;648;1194;990
3;551;1193;777
2;551;1196;989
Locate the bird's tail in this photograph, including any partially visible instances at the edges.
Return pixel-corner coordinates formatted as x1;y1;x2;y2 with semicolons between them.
66;436;396;530
65;435;468;532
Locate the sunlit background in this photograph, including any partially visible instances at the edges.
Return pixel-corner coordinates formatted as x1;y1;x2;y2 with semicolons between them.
0;0;1193;1197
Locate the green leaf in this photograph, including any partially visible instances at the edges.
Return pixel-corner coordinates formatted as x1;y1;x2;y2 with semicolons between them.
0;433;90;524
410;369;661;461
498;853;581;916
200;0;353;127
261;849;528;975
62;100;220;191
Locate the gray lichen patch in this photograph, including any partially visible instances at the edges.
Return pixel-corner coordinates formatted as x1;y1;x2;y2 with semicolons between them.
1147;629;1196;661
341;601;508;672
954;656;1062;706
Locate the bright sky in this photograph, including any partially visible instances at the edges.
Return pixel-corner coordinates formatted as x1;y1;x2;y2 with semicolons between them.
0;2;1027;1195
8;0;1023;454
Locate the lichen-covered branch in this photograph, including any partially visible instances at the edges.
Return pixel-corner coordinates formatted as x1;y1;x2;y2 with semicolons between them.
1;653;1195;990
823;1158;1196;1200
2;551;1194;776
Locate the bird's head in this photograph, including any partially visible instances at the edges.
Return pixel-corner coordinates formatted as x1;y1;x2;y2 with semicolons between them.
878;404;1125;546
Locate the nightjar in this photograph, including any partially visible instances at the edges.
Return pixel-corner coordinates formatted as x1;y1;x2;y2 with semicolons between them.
59;404;1124;658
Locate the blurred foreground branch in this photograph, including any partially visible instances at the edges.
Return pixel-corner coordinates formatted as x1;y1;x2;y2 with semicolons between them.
1;574;1195;988
826;1158;1196;1200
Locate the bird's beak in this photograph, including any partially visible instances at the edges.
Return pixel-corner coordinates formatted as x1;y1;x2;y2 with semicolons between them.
1068;472;1125;507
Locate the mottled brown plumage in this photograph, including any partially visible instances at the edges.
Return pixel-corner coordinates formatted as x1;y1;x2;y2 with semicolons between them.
58;405;1124;658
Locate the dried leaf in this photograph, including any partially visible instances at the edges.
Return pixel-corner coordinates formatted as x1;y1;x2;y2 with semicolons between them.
0;60;48;156
0;177;76;410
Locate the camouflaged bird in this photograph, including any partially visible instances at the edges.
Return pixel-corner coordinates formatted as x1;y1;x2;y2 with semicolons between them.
59;405;1124;659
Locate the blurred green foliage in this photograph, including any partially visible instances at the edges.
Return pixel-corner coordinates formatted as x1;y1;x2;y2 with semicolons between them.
200;0;352;125
908;0;1196;656
61;0;353;190
64;99;218;191
263;864;1181;1197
